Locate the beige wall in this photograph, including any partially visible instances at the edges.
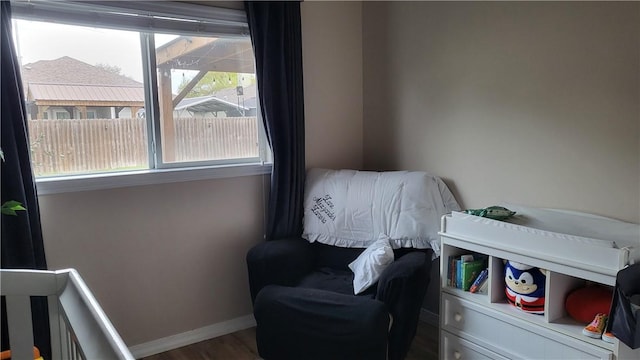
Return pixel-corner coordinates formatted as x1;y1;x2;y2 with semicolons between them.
37;1;363;348
363;1;639;315
39;176;267;345
303;1;363;169
363;1;640;223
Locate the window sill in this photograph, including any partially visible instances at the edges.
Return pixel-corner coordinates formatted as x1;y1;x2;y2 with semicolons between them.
36;163;272;195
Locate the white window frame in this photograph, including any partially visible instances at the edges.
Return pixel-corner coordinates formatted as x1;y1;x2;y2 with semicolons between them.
11;0;272;195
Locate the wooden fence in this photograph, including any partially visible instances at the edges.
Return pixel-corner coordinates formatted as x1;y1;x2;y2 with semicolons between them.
28;117;259;176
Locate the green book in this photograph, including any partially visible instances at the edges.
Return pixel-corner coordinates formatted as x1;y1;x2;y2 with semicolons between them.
461;259;486;291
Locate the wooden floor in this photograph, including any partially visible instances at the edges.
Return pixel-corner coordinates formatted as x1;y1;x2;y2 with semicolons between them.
142;321;438;360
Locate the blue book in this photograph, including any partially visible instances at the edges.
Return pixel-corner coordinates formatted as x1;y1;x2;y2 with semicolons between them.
470;268;489;293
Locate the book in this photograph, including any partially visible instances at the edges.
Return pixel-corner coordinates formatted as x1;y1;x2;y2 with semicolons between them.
448;253;487;290
456;259;462;289
469;268;489;293
477;277;489;294
460;254;474;262
447;255;456;287
461;259;487;291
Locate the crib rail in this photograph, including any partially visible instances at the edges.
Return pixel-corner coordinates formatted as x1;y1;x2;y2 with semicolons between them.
1;269;134;360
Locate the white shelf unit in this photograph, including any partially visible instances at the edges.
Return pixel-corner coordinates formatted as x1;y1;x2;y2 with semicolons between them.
439;212;640;360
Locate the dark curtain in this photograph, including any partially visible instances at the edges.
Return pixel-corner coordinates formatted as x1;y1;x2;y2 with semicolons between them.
245;1;306;240
1;1;51;358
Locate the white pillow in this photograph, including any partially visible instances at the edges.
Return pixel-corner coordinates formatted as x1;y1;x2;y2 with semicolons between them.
348;234;395;295
302;168;461;254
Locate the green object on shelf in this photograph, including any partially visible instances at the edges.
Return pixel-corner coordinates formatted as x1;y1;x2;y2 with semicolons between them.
463;206;516;220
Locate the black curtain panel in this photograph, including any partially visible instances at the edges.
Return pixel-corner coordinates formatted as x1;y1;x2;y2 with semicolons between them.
1;1;51;358
245;1;306;240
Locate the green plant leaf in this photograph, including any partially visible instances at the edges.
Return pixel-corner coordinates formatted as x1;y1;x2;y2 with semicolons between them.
1;200;27;216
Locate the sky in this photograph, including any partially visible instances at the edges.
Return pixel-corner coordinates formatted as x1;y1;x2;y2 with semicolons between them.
12;19;182;88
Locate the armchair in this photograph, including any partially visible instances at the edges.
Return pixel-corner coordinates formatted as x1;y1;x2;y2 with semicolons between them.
247;169;459;360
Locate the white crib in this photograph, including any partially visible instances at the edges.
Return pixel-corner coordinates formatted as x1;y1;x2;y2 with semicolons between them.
1;268;134;360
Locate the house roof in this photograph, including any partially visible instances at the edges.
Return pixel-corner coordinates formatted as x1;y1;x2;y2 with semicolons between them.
21;56;144;104
174;84;257;115
28;83;144;103
21;56;142;86
210;84;257;108
175;95;249;115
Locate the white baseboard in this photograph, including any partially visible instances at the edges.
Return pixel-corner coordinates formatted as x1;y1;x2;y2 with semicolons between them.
419;308;439;326
129;314;256;359
130;310;436;358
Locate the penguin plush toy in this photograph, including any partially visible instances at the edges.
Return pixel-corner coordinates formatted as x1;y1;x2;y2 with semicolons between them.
504;260;546;314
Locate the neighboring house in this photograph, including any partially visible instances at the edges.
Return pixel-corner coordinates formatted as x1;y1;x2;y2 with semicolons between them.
173;84;257;118
20;56;144;120
21;56;256;121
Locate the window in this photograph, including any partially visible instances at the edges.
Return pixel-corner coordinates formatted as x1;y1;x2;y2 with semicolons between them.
11;0;269;187
152;33;259;165
54;111;70;120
